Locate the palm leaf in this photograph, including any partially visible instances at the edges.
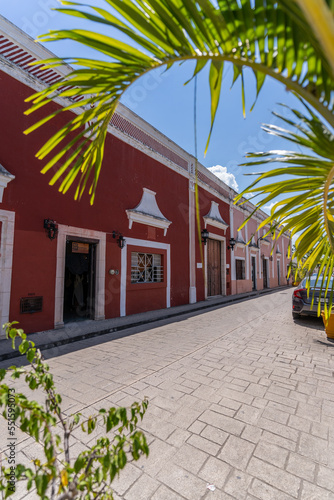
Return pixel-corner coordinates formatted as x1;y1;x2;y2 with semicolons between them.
236;103;334;317
24;0;333;203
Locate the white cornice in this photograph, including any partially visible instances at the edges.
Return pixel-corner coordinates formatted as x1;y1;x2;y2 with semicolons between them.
203;201;229;232
0;15;71;76
0;164;15;203
126;188;172;236
260;238;271;246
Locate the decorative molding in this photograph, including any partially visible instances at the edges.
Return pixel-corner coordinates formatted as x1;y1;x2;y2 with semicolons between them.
260;237;271;246
203;201;228;232
0;164;15;203
235;230;246;248
126;188;172;236
249;244;260;252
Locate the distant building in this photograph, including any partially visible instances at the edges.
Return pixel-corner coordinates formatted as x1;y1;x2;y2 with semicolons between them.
0;16;291;335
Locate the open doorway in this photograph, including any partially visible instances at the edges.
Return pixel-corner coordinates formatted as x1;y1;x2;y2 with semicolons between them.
263;257;269;289
277;260;281;285
63;239;96;322
251;256;257;291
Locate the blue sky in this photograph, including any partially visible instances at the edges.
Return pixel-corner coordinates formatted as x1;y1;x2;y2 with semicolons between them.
1;0;305;207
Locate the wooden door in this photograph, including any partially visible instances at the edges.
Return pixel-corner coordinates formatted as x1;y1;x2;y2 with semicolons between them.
207;239;222;296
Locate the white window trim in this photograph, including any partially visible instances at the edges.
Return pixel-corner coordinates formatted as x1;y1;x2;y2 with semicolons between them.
204;232;227;299
235;256;246;280
54;225;106;329
0;210;15;337
120;238;170;317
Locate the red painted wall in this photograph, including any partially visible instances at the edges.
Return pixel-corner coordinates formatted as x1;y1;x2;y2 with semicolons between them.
0;72;190;332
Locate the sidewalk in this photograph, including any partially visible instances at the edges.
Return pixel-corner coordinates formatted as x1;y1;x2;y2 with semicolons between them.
0;286;290;362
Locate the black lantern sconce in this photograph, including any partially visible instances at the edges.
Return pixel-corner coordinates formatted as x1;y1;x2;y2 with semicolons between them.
201;228;209;245
112;231;126;249
228;237;236;251
43;219;58;240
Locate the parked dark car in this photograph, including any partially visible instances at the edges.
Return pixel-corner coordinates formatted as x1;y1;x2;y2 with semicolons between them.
292;275;334;319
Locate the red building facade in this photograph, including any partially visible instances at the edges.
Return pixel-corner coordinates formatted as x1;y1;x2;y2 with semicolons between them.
0;16;291;335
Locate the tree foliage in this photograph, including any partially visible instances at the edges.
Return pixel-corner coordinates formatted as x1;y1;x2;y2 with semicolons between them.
236;102;334;314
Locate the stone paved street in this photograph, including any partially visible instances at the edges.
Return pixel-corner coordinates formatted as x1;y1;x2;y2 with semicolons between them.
1;289;334;499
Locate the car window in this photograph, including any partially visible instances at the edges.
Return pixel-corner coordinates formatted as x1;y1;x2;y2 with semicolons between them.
304;276;334;288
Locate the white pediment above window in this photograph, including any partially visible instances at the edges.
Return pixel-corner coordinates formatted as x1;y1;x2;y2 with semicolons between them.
249;235;259;250
235;230;246;248
203;201;228;232
260;236;271;246
260;228;271;245
126;188;172;236
0;164;15;203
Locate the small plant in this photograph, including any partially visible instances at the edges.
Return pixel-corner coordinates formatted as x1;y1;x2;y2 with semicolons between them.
0;322;149;499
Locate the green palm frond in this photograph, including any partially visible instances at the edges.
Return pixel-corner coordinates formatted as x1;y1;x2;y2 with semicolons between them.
24;0;334;203
236;103;334;316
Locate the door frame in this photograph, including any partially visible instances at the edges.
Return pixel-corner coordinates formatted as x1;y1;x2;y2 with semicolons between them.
54;225;106;329
204;232;226;299
0;209;15;336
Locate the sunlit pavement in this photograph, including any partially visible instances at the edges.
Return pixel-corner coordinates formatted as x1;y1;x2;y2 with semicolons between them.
1;289;334;499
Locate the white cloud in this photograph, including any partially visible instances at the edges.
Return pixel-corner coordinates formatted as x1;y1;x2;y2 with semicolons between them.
207;165;239;192
263;202;276;214
244;192;254;199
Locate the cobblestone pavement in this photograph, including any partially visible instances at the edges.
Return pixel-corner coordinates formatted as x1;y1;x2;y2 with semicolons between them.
1;289;334;499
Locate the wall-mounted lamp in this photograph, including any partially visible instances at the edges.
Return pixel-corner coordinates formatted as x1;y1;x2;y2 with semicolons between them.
112;231;126;249
201;228;209;245
228;237;236;251
43;219;58;240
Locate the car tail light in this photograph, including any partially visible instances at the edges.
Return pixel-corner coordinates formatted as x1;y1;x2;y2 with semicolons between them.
293;289;305;299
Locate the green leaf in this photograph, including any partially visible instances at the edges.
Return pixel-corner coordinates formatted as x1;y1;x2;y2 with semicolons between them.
205;60;224;155
26;349;36;363
74;455;86;473
237;101;334;317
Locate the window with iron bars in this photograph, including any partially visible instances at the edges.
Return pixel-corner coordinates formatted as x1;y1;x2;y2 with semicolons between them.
131;252;163;283
236;259;245;280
